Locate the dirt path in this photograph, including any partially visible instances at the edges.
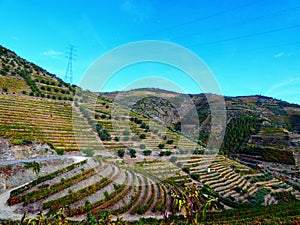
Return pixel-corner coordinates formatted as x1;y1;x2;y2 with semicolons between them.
0;180;32;220
0;155;86;166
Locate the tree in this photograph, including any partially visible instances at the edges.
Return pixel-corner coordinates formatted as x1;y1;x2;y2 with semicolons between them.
114;136;120;142
117;149;125;158
143;150;152;156
139;133;146;139
183;166;190;174
140;122;147;129
167;139;174;144
165;150;172;156
193;149;205;154
158;143;165;149
170;156;178;163
129;149;136;158
191;173;200;181
159;151;166;156
139;144;146;149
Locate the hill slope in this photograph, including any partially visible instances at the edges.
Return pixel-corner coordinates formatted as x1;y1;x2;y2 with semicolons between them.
0;45;300;223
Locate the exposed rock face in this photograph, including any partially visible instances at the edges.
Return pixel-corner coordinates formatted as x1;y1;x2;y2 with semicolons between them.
0;138;57;161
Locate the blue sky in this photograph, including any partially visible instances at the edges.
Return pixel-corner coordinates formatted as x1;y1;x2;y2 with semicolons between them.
0;0;300;104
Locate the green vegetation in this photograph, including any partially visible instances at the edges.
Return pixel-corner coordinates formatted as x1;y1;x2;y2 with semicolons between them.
169;156;177;163
182;166;190;174
166;139;174;144
139;133;146;139
142;150;152;156
82;149;94;157
23;161;41;175
43;167;116;211
159;150;172;156
19;70;41;96
11;139;24;145
251;172;273;183
221;115;261;154
96;123;111;141
9;168;95;205
129;149;136;158
240;145;295;165
9;160;87;202
158;143;165;149
248;188;271;205
117;149;125;158
1;45;300;225
272;191;297;203
193;149;205;154
190;173;200;181
2;201;300;224
290;114;300;133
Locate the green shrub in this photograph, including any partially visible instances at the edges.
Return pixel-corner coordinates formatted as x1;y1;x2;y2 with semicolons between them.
190;173;200;181
24;161;41;175
82;149;94;157
143;150;152;156
117;149;125;158
123;130;130;135
56;149;64;155
139;133;146;139
176;162;183;167
123;136;129;141
158;143;165;149
114;136;120;141
169;156;178;163
11;139;23;145
166;139;174;144
193;149;205;154
234;186;243;193
165;150;172;156
183;166;190;174
129;149;136;158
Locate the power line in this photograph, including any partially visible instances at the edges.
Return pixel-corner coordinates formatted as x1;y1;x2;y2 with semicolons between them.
171;5;300;41
142;0;266;37
187;23;300;48
201;40;300;57
65;45;76;84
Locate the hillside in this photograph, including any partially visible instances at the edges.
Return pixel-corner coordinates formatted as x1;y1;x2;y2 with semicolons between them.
0;45;300;223
104;90;300;160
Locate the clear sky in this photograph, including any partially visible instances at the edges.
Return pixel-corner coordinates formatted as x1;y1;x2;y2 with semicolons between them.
0;0;299;104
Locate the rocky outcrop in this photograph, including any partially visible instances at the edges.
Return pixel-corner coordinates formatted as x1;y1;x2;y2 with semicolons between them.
0;138;57;161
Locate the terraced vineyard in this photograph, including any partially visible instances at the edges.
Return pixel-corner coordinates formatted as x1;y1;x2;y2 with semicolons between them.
172;154;300;206
1;44;300;224
78;94;202;152
2;153;299;222
0;94;100;153
3;157;175;219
